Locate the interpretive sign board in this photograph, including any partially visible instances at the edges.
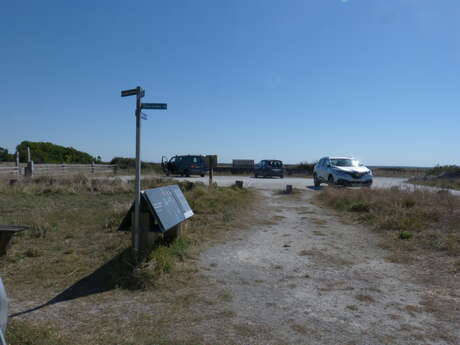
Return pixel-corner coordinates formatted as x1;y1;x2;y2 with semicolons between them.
119;185;193;233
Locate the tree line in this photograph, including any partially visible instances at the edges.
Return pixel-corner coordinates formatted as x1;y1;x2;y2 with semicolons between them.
0;141;101;164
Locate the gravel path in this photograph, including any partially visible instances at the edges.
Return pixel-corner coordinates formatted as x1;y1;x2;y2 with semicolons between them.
198;189;459;345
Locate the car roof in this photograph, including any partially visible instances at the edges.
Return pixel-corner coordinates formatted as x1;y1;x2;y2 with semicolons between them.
322;156;355;160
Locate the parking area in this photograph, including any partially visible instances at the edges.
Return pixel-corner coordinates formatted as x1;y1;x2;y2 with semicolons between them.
169;175;408;191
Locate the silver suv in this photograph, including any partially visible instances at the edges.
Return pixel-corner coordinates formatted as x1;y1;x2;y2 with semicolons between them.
313;157;372;187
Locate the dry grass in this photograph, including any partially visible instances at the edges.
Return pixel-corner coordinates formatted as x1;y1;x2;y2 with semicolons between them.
315;187;460;260
0;174;255;344
411;178;460;191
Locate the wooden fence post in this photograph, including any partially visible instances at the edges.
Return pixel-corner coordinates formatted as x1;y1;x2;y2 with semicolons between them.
91;162;95;174
15;152;20;176
25;161;34;178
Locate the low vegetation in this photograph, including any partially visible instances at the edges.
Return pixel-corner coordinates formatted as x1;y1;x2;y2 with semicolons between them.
0;174;255;344
110;157;163;174
316;186;460;260
409;165;460;191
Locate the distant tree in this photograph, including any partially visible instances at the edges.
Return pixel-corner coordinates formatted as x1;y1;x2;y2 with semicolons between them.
0;147;14;162
16;141;97;164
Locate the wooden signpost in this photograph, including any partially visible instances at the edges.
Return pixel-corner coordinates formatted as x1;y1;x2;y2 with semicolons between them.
206;155;217;186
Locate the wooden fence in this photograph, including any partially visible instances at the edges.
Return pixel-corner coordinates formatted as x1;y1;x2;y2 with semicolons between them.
0;166;20;176
0;163;117;177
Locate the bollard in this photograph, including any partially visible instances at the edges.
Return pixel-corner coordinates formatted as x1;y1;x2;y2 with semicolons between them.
235;180;244;188
286;185;293;194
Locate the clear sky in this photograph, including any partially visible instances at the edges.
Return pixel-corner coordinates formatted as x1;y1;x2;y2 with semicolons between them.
1;0;459;166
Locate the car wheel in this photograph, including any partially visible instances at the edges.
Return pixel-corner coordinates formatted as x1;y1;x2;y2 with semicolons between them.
184;169;191;177
166;171;170;177
313;173;320;187
280;175;284;179
328;175;335;186
200;174;205;177
254;173;258;178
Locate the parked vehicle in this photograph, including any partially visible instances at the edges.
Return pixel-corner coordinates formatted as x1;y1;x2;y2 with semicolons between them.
254;160;284;178
313;157;372;187
161;155;207;177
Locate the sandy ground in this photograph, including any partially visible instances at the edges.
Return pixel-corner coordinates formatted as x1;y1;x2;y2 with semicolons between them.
194;189;460;345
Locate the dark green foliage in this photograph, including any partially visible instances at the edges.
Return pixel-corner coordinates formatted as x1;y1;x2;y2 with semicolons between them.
349;201;370;213
426;165;460;177
399;231;413;240
295;161;316;174
16;141;96;164
0;146;14;161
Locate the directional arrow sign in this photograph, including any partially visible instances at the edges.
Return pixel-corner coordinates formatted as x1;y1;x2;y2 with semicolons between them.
141;103;167;110
121;88;138;97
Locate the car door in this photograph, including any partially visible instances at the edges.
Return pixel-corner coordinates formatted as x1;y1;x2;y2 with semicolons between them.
262;161;269;175
168;156;177;173
321;158;331;180
317;159;327;181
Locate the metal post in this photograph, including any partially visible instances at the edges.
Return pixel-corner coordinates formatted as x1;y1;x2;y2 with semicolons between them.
134;86;143;256
121;86;166;258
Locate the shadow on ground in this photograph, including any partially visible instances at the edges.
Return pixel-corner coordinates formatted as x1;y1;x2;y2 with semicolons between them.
10;248;142;318
307;185;324;191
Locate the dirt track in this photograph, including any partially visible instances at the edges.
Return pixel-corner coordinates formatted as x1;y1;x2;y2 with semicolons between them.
7;185;460;344
196;189;459;345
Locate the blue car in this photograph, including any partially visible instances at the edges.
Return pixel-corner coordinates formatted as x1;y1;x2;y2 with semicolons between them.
254;160;284;178
162;155;207;177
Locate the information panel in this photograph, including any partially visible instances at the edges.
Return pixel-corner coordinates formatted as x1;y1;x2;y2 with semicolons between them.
142;185;194;232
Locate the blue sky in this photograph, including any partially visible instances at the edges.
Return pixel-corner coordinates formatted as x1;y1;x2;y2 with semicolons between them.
1;0;459;166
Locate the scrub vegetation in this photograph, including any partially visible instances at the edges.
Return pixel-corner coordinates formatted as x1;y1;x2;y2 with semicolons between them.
409;165;460;191
315;186;460;261
0;174;255;345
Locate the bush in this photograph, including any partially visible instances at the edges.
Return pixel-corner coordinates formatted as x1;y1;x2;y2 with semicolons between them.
16;141;96;164
426;165;460;177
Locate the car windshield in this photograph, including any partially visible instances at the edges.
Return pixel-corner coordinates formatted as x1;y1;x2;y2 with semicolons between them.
268;160;282;168
330;159;360;167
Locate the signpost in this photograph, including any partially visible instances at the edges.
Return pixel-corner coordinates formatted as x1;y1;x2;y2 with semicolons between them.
121;86;167;257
